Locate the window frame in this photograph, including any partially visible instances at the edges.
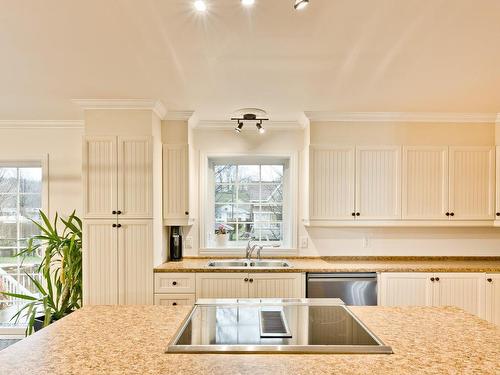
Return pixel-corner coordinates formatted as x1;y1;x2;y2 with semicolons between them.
0;155;48;336
199;152;298;256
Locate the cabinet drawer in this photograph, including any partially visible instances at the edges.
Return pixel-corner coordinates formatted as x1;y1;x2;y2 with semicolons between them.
154;293;195;306
154;273;195;293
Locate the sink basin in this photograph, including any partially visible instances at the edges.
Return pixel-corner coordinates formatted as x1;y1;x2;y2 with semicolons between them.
206;259;292;268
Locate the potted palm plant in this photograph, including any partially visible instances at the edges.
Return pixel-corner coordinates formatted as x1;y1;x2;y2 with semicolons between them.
1;210;82;335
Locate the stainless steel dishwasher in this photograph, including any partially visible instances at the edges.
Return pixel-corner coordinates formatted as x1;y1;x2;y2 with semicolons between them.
306;273;378;305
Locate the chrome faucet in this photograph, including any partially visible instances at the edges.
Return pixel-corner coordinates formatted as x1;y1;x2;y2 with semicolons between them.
245;240;264;260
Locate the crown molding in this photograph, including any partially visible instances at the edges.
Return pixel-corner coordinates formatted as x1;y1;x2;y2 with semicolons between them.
164;111;194;121
496;114;500;125
73;99;167;119
192;119;304;131
304;111;498;123
0;120;84;129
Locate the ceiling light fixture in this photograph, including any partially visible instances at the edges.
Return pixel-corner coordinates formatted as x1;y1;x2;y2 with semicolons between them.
231;110;269;134
235;121;244;133
256;121;265;134
241;0;255;6
194;0;207;12
294;0;309;10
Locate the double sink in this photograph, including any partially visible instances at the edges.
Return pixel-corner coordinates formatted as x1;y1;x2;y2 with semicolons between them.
207;259;292;269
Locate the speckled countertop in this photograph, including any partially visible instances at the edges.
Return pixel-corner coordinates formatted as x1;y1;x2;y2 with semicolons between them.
154;257;500;273
0;305;499;374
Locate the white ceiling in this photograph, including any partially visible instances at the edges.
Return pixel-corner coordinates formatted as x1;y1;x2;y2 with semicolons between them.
1;0;499;120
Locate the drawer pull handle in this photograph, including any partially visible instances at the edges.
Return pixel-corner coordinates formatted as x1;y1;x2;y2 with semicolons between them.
487;278;493;283
172;281;177;286
172;302;178;306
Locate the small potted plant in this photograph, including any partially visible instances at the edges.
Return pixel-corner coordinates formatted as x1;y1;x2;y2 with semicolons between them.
215;224;231;247
1;210;82;335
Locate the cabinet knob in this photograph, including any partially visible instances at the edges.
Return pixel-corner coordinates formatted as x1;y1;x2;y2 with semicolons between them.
244;278;249;282
185;211;189;216
112;224;117;228
487;278;493;283
112;210;117;215
430;277;435;282
356;212;360;216
117;224;122;228
496;213;500;217
351;212;356;217
172;281;177;286
117;210;122;215
435;277;440;282
445;212;450;216
249;278;254;283
172;302;178;306
450;213;454;217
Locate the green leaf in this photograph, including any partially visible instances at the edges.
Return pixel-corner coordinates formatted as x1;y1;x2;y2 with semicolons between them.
1;292;38;301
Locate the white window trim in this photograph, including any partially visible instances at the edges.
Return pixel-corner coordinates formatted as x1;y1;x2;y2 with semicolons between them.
0;154;48;336
199;151;298;256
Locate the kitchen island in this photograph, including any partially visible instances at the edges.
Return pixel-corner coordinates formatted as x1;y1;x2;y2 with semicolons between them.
0;305;499;375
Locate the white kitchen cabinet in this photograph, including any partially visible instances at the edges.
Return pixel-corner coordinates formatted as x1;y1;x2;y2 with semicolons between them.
83;136;152;219
83;220;119;305
309;146;355;220
248;273;304;298
379;272;433;306
485;274;500;325
402;146;448;220
83;219;153;305
163;144;192;225
154;293;195;306
449;147;494;220
356;146;401;220
195;272;305;300
154;273;196;294
380;272;486;318
495;146;500;223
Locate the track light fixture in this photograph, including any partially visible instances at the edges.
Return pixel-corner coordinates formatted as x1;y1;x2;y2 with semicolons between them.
241;0;255;6
231;112;268;134
294;0;309;10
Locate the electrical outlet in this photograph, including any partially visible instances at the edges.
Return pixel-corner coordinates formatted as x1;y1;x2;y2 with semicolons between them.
185;236;193;249
299;236;308;249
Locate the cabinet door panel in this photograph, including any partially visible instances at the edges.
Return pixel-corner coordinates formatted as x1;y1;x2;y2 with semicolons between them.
449;147;494;220
433;273;485;318
485;274;500;325
379;273;433;306
402;146;448;220
154;293;195;306
195;273;248;299
83;137;117;219
163;144;190;224
249;273;304;298
118;137;153;219
83;220;118;305
118;220;153;305
356;146;401;220
496;146;500;219
309;146;355;220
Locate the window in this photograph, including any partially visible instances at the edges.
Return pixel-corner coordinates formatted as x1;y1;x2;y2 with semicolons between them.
204;156;294;250
0;163;43;331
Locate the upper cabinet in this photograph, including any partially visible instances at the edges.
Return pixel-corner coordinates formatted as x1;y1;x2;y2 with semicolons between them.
308;145;400;222
83;136;153;219
306;144;495;226
448;147;494;220
163;144;193;225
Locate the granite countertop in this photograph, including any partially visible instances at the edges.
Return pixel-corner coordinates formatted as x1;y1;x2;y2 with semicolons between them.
154;257;500;273
0;305;499;374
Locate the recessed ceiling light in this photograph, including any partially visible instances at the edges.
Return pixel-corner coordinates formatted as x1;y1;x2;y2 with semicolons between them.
294;0;309;10
241;0;255;6
194;0;207;12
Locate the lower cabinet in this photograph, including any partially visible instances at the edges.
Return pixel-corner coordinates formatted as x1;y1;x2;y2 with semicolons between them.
379;272;486;319
196;273;305;300
485;274;500;325
154;293;195;306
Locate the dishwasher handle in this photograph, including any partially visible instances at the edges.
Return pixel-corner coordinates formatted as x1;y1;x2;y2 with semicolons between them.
307;273;377;279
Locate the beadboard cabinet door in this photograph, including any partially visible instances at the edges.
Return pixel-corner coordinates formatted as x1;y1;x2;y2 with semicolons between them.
432;273;485;318
485;274;500;325
355;146;401;220
379;273;433;306
449;147;495;220
163;144;191;225
195;273;249;299
83;137;118;219
496;146;500;221
83;220;119;305
402;146;448;220
118;220;153;305
117;137;153;219
309;146;355;220
248;273;305;298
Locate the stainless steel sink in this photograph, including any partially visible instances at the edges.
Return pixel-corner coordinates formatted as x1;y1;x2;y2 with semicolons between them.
206;259;292;268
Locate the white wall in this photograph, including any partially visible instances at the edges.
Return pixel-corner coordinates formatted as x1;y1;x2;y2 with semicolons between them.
176;121;500;257
0;126;83;218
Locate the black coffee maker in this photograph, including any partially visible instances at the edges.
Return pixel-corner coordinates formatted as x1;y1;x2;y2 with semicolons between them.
169;226;183;261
